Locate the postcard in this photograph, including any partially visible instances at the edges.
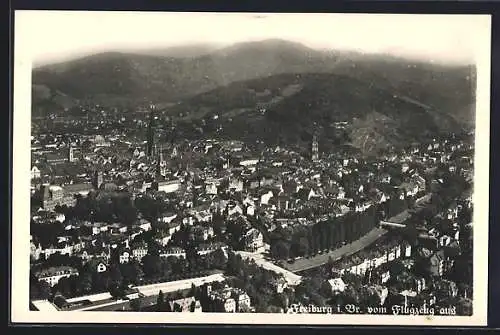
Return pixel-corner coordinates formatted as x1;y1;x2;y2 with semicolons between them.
11;11;491;326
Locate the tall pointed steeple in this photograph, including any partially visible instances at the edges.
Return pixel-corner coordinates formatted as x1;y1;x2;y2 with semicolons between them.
312;132;319;162
146;104;156;157
156;144;167;179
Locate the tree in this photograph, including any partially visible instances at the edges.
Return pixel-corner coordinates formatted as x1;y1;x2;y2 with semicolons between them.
109;264;123;287
113;195;138;226
456;298;473;316
157;290;165;311
401;222;419;247
142;254;162;278
53;295;68;309
266;305;283;313
185;244;199;268
272;293;289;310
341;285;361;305
130;298;142;311
121;261;144;285
388;259;406;278
296;236;309;257
30;276;52;300
210;248;228;269
270;240;289;260
226;251;243;276
78;272;93;295
54;276;76;298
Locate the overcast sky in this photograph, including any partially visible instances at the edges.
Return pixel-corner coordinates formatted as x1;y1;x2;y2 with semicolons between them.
15;11;490;66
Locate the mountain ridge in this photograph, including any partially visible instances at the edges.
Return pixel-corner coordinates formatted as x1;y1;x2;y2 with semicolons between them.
164;72;469;155
31;39;476;154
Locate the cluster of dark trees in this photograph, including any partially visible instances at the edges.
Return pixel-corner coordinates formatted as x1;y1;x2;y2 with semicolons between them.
55;192;188;225
134;194;178;223
30;257;145;302
140;245;227;282
55;192;184;227
56;192;137;225
225;252;292;313
149;250;290;313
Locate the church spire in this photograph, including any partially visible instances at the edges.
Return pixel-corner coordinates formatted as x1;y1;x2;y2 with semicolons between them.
156;144;166;179
312;130;319;162
146;104;156;157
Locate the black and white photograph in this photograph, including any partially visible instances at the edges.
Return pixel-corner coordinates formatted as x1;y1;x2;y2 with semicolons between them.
11;11;491;325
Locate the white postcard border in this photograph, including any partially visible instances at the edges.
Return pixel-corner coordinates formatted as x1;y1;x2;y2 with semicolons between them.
11;11;492;326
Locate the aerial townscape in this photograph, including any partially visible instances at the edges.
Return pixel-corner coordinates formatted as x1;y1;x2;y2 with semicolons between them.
29;38;475;316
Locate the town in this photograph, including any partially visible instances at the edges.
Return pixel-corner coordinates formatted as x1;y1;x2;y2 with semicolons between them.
29;105;474;315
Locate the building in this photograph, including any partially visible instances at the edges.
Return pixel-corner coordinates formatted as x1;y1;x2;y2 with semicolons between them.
68;145;75;162
45;152;68;165
132;245;148;260
35;266;79;287
168;296;203;312
243;228;264;252
192;225;214;242
206;182;218;195
429;250;453;277
153;179;181;193
92;170;104;190
311;134;319;162
62;183;94;197
327;278;346;293
30;239;42;261
119;250;131;264
234;290;251;312
160;247;186;258
41;185;77;211
229;178;244;192
270;276;288;294
96;262;107;273
31;166;41;179
156;145;167;178
208;286;251;313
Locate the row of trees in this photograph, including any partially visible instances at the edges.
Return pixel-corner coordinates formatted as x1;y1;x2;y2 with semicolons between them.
269;198;409;260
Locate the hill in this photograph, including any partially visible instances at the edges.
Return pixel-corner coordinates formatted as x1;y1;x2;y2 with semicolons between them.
31;39;342;111
166;72;468;155
131;43;221;58
31;39;476;132
32;52;225;108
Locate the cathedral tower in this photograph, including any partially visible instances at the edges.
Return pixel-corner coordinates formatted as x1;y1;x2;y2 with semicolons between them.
312;134;319;162
156;145;167;179
146;104;156;157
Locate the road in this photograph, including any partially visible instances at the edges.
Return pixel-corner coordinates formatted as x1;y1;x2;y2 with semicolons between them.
55;273;226;311
133;273;225;297
66;292;113;303
236;251;302;285
281;193;433;273
282;227;388;273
